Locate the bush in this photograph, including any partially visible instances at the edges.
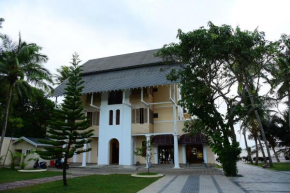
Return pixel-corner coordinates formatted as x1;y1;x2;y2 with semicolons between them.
219;142;241;176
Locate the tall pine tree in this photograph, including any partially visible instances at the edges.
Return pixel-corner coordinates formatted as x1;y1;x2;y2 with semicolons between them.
38;53;93;186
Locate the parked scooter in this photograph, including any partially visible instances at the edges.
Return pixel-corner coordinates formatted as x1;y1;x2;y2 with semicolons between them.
55;158;69;169
33;159;47;169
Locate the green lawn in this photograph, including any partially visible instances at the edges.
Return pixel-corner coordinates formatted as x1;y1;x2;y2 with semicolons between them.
248;162;290;171
3;174;160;193
0;168;62;184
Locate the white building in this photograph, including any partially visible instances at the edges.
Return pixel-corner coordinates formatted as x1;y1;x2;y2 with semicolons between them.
53;49;215;167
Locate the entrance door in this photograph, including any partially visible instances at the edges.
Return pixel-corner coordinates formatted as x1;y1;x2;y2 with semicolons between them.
158;145;174;164
186;144;203;163
110;139;119;164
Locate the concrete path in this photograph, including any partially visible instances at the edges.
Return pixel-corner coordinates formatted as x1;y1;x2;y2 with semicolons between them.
232;162;290;193
138;175;244;193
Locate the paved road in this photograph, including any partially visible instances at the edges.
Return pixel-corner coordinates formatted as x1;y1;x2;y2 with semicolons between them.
138;174;243;193
232;162;290;193
139;162;290;193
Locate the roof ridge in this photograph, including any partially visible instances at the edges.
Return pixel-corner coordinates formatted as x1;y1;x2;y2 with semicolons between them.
84;48;161;63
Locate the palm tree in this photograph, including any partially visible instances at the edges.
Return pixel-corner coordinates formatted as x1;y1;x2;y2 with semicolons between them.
0;34;53;156
54;65;71;85
268;34;290;131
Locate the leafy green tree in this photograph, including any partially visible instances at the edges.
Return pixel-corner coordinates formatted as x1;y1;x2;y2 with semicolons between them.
5;88;54;138
38;53;93;186
268;34;290;131
156;22;243;176
0;35;53;156
54;65;72;85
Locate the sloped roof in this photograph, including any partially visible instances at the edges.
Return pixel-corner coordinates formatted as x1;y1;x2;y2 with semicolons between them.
81;49;162;75
13;137;52;147
52;64;181;97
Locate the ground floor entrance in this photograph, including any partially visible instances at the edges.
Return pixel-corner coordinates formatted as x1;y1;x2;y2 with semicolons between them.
158;145;174;164
110;139;119;164
186;144;203;163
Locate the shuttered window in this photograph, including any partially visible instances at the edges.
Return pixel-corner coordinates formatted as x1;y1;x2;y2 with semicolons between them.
131;108;149;124
116;109;120;125
87;111;100;126
109;110;113;125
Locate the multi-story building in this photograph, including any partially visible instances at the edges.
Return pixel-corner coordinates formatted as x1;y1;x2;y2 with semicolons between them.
53;49;215;168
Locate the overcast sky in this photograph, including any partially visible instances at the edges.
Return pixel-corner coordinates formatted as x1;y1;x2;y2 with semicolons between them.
1;0;289;149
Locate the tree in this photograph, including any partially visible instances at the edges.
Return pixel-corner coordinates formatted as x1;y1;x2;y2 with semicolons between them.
54;65;72;85
268;34;290;131
134;140;153;173
0;35;53;156
38;53;93;186
156;22;243;176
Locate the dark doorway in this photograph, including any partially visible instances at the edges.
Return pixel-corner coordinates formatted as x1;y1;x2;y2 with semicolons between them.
186;144;203;163
158;145;174;164
110;139;119;164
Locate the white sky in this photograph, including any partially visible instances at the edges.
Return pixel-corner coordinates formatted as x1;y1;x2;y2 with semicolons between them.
1;0;289;149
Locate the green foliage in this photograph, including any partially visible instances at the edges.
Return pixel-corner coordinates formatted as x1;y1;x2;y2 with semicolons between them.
8;150;21;169
134;140;153;173
54;65;72;85
0;34;53;156
37;53;93;186
219;142;241;176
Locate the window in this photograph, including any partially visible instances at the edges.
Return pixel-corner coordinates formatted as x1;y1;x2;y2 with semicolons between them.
153;113;158;118
87;112;93;126
109;110;113;125
153;88;158;92
131;108;148;124
108;91;123;105
26;150;31;155
116;109;120;125
87;111;100;126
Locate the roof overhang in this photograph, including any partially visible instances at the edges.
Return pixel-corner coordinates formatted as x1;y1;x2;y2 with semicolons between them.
51;64;181;97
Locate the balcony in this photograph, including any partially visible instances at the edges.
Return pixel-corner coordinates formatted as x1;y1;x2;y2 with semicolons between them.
131;123;153;134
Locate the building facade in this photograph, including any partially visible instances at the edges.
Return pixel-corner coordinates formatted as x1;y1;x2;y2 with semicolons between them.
53;49;215;168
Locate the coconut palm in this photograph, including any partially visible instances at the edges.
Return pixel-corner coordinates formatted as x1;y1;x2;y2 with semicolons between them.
54;65;71;85
0;34;53;155
268;34;290;131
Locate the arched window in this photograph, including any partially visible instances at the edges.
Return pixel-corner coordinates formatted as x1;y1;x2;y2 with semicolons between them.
116;109;120;125
109;110;113;125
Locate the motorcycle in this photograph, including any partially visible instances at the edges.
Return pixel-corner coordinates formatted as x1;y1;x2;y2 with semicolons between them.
33;159;47;169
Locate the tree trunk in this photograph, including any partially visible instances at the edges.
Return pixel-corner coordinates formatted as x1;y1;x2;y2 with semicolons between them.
254;138;259;165
63;157;68;186
0;83;14;156
245;86;273;167
243;129;253;164
258;137;267;164
272;147;280;162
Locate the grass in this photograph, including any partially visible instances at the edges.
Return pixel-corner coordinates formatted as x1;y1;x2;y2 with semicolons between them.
0;168;62;184
2;174;160;193
248;162;290;171
137;172;158;175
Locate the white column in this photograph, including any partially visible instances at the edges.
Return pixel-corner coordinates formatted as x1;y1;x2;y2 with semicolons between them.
182;145;186;164
203;144;207;163
173;134;180;168
82;142;87;167
88;143;91;163
154;146;158;164
145;135;151;168
133;137;137;164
